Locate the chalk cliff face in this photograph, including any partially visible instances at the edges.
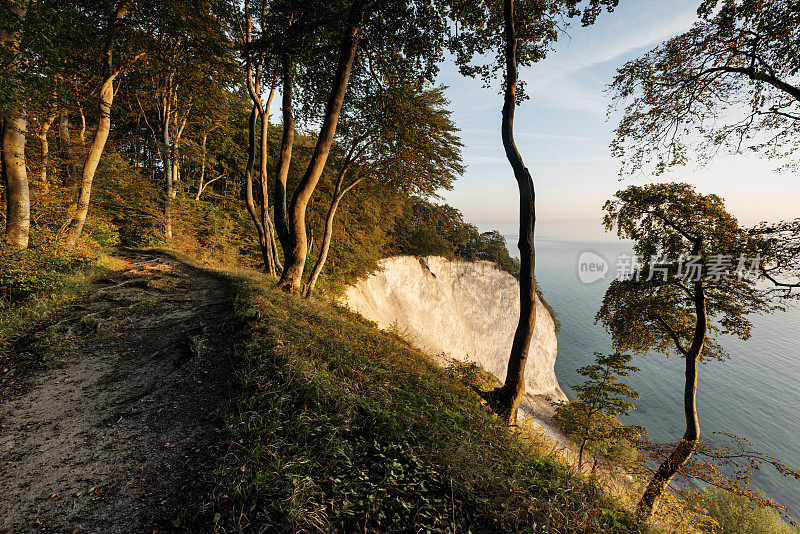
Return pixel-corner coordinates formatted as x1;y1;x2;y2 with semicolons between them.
341;256;567;401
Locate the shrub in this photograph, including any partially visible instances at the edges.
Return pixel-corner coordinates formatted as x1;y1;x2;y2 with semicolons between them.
0;245;92;307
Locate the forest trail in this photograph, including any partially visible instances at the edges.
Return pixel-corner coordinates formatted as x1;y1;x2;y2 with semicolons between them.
0;250;237;533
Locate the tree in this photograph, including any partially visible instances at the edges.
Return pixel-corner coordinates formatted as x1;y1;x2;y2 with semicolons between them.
448;0;618;425
303;84;464;297
64;0;135;247
751;218;800;300
131;0;234;242
1;0;30;249
239;0;281;275
610;0;800;176
262;0;449;293
596;182;776;517
610;0;800;306
552;351;644;470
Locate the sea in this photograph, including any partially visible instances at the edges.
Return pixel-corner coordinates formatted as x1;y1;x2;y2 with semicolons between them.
507;237;800;514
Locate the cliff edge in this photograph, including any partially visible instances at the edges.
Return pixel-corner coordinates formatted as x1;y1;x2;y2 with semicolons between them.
341;255;568;403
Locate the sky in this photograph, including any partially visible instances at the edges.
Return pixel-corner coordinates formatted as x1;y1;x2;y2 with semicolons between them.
434;0;800;242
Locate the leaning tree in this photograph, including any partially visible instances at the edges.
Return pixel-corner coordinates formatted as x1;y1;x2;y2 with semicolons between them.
446;0;618;424
597;182;776;517
257;0;450;293
303;83;464;297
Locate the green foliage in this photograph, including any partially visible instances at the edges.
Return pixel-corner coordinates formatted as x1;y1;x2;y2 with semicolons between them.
694;488;799;534
390;197;521;276
0;245;92;307
553;352;644;467
597;183;775;361
192;273;647;533
611;1;800;175
445;0;619;98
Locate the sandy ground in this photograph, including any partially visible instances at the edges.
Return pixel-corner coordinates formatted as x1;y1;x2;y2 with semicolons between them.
0;250;237;533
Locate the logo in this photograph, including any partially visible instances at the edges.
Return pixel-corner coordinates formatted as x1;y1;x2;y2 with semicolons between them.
578;251;608;284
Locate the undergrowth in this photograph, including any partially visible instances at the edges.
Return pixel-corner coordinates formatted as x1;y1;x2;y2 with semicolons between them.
0;245;119;387
191;271;647;533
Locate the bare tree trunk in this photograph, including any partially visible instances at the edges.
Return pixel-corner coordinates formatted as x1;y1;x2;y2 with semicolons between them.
278;1;364;292
77;105;86;144
242;1;280;276
274;53;294;255
637;276;707;517
243;104;272;271
3;108;29;249
195;131;207;200
36;112;57;193
485;0;536;426
65;1;132;247
259;81;281;274
304;171;362;298
1;0;29;249
162;108;174;240
58;109;78;186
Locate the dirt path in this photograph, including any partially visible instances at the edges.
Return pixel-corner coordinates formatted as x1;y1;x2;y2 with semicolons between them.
0;250;238;533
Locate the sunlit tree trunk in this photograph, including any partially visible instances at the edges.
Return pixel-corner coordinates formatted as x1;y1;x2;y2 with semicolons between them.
77;105;86;144
161;101;174;240
1;0;29;249
65;1;132;247
304;169;363;298
195;131;207;200
36;112;57;193
2;109;29;249
243;104;271;270
486;0;537;425
278;1;364;292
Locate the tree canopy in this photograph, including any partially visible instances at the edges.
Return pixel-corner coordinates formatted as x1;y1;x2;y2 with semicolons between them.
611;0;800;175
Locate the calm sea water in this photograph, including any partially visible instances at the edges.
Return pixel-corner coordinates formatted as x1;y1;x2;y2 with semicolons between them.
508;237;800;513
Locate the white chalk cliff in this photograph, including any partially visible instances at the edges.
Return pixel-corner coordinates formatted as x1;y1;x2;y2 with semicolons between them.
341;256;567;402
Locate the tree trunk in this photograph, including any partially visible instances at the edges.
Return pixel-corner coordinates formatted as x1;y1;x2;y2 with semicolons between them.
37;112;57;192
274;53;294;255
579;438;587;470
259;81;281;274
1;0;29;249
637;276;707;517
2;108;29;249
243;104;273;271
65;1;132;247
278;1;364;292
58;109;78;186
162;109;174;240
486;0;537;426
195;131;207;200
304;180;343;298
78;105;86;144
304;172;362;298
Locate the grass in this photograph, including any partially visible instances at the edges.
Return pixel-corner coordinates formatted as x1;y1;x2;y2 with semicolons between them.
190;269;648;533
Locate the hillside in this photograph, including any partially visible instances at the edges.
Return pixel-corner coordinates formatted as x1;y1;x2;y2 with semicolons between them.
0;249;647;533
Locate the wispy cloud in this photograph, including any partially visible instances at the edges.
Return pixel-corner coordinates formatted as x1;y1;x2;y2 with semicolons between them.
525;3;698;113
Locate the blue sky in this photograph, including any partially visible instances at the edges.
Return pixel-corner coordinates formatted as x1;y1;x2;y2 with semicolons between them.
435;0;800;241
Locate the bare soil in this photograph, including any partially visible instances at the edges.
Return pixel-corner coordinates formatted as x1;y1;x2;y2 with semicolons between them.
0;250;238;533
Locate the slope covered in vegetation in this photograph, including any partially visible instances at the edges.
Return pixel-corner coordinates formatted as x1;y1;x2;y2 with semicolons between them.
188;267;646;533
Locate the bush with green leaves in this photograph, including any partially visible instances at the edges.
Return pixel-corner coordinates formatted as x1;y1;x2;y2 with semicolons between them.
0;245;92;307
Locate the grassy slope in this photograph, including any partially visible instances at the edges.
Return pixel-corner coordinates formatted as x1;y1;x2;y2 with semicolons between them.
192;270;647;533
